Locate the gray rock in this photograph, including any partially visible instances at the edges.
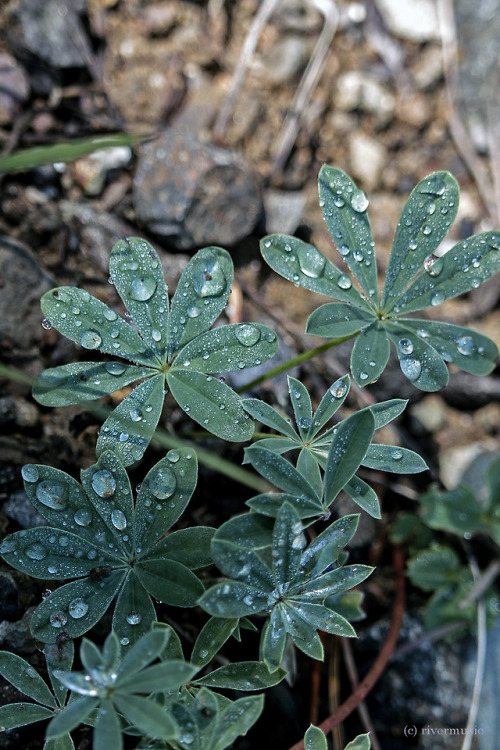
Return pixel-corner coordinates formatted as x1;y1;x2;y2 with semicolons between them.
0;607;36;655
3;490;47;530
336;71;396;126
349;132;387;190
263;189;305;235
133;128;262;250
0;236;54;350
0;52;30;125
374;0;440;42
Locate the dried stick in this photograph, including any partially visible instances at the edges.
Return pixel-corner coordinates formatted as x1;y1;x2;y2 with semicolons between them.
341;638;382;750
461;560;487;750
287;545;406;750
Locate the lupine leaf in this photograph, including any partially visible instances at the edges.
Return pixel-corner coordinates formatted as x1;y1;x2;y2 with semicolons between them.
243;445;320;501
0;652;56;708
113;694;177;740
345;734;371;750
46;697;99;738
191;617;239;668
305;725;328;750
344;478;381;519
363;444;428;474
199;581;269;618
324;410;375;505
311;375;350;434
135;558;204;606
115;630;168;681
385;321;449;391
272;503;305;586
0;703;54;730
44;640;74;708
115;661;196;694
297;448;323;499
143;527;214;569
94;701;122;750
211;695;264;750
282;607;324;660
299;515;359;578
288;376;313;438
195;662;286;690
306;302;376;337
350;322;390;386
207;513;274;552
210;537;274;590
112;573;157;646
260;608;288;672
242;399;299;440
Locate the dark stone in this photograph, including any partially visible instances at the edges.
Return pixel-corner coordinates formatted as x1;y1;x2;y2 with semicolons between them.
0;572;22;621
133;128;262;250
3;489;47;530
0;52;30;125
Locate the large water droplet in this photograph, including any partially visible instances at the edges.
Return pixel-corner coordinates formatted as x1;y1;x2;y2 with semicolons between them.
456;335;474;356
0;537;18;553
129;276;157;301
126;612;142;625
130;408;143;422
22;465;39;483
68;598;89;619
149;466;177;499
337;274;352;290
92;470;117;499
350;189;369;212
296;245;326;278
104;361;126;376
41;318;52;330
111;509;127;530
424;254;443;277
430;290;445;306
167;450;180;463
398;338;414;355
418;175;445;196
74;509;92;526
193;256;226;297
330;379;348;398
80;329;102;350
26;543;48;561
36;481;69;511
391;448;403;460
400;357;422;381
103;308;118;322
235;324;261;347
50;611;68;628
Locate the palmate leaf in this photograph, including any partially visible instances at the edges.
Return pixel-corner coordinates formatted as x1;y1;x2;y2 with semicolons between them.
262;166;500;390
34;239;278;463
0;449;208;645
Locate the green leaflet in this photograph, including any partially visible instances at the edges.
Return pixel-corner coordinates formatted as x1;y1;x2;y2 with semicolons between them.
305;725;328;750
350;322;390;386
194;661;286;690
191;617;239;668
362;444;428;474
0;652;57;708
306;302;376;338
324;411;375;505
407;545;462;591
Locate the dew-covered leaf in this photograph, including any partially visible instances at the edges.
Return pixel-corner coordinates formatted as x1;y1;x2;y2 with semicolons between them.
281;606;324;660
292;601;356;639
297;448;323;499
382;171;459;307
318;165;378;301
305;302;375;338
246;492;323;519
0;702;54;730
115;629;168;681
305;725;327;750
112;573;156;647
113;694;177;740
96;374;165;465
44;640;74;708
167;369;254;441
407;546;461;591
260;608;287;673
299;515;359;579
385;321;449;391
94;701;122;750
419;484;482;534
325;590;366;623
191;617;239;668
288;376;313;438
31;572;125;643
242;399;299;440
366;399;407;430
243;445;320;500
195;662;286;690
173;323;278;374
40;287;158;367
81;451;134;554
260;234;369;307
211;512;274;552
115;660;196;694
400;319;498;375
362;444;428;474
135;558;204;606
134;449;198;549
0;652;57;708
199;582;269;618
0;526;119;580
168;246;233;356
142;526;214;569
324;410;375;506
299;565;373;600
345;733;371;750
109;238;170;361
344;478;381;519
211;535;274;590
32;362;155;407
311;375;350;434
390;231;500;315
46;697;98;739
272;503;305;586
43;732;75;750
350;322;390;387
211;695;264;750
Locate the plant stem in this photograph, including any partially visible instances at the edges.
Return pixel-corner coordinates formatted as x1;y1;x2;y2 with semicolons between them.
287;545;406;750
237;335;356;393
462;560;486;750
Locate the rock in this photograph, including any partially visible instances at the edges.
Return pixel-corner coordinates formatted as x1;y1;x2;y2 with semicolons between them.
8;0;94;70
374;0;440;42
0;236;54;350
412;45;443;90
0;52;30;125
71;146;132;196
336;71;396;126
0;572;23;622
0;607;36;655
349;132;387;190
263;189;305;235
0;397;40;432
252;35;312;85
3;489;47;530
133;128;262;249
409;395;447;434
439;444;499;495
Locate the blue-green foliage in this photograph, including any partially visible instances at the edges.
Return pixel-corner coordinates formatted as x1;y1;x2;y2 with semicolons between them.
262;167;500;391
33;239;279;463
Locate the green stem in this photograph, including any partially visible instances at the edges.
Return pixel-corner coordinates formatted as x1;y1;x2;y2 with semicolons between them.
237;334;356;393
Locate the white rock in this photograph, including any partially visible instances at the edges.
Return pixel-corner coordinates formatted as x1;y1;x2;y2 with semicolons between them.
336;71;395;126
349;133;387;190
374;0;440;42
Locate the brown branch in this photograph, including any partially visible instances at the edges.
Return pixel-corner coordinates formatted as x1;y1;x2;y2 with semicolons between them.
287;546;406;750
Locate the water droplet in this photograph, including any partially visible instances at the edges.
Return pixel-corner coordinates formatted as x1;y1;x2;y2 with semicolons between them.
187;303;201;318
167;450;180;463
338;244;350;257
92;470;117;499
104;362;126;376
398;338;414;355
22;465;39;483
41;318;52;330
0;537;18;553
50;611;68;628
26;543;47;561
430;290;444;306
418;175;445;196
130;408;143;422
103;308;117;322
68;598;89;619
79;329;102;350
400;357;422;381
129;276;157;302
337;274;352;290
353;249;364;262
330;379;348;398
350;189;369;212
110;327;120;339
149;466;177;499
36;481;69;511
119;432;129;442
333;194;345;208
126;612;142;625
424;254;443;277
299;417;311;430
74;509;92;526
359;371;368;380
111;509;127;530
391;448;403;460
243;595;253;606
151;329;162;342
456;335;474;355
409;239;418;251
422;225;432;236
120;637;130;646
235;324;261;347
296;244;326;278
193;256;226;297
